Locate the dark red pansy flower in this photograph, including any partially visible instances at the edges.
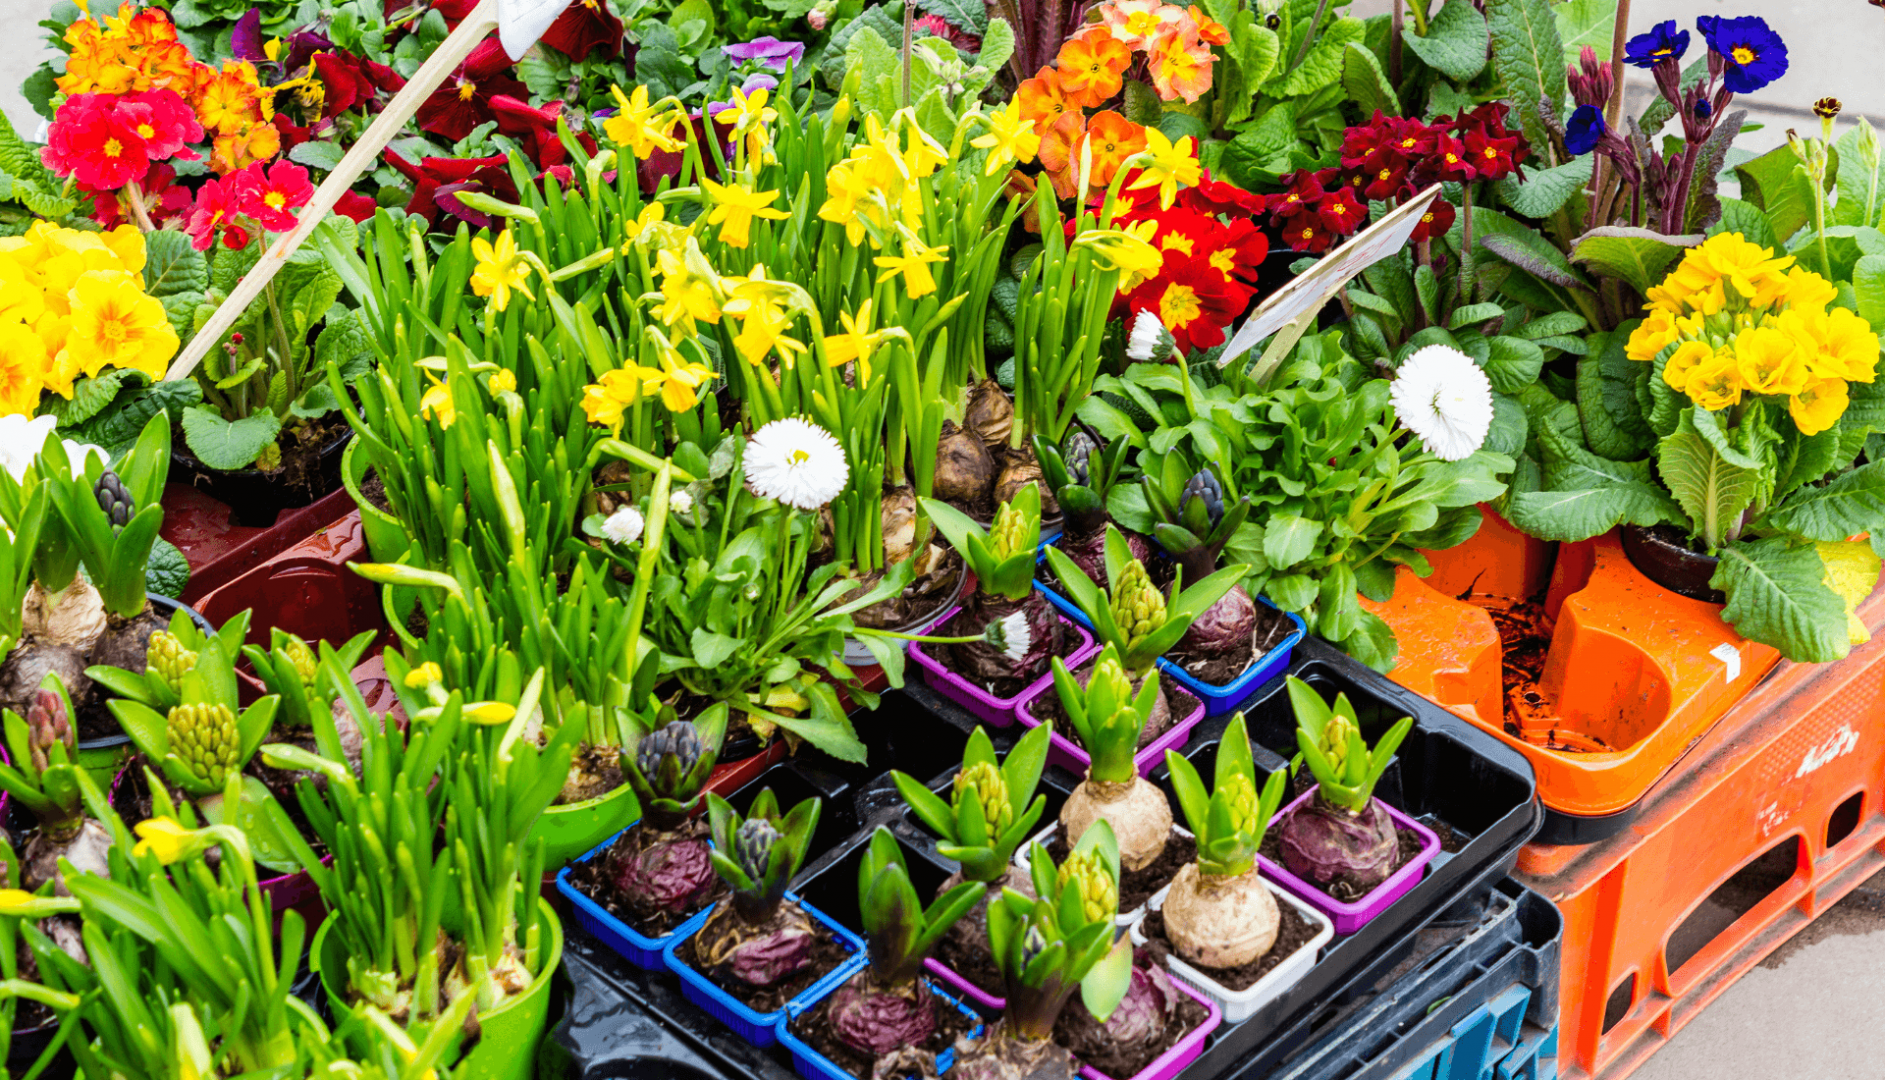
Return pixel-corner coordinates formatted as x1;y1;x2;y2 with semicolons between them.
415;37;528;142
541;0;624;60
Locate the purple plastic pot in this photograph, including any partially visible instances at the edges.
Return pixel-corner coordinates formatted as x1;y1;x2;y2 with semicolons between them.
924;955;1005;1015
1075;975;1220;1080
907;601;1098;727
1259;789;1441;935
1013;674;1205;780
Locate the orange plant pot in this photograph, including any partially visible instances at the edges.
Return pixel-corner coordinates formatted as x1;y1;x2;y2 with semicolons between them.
1365;514;1780;825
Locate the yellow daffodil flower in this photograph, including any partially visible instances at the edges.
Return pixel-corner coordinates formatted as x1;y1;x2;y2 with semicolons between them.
1075;227;1164;283
823;300;883;381
970;100;1043;177
133;817;194;864
621;202;667;247
470;230;534;312
603;84;684;159
581;368;643;431
719;85;778;162
419;371;456;429
486;367;517;395
640;334;719;412
1129;129;1203;210
652;247;723;335
403;661;444;688
700;179;790;250
874;229;949;299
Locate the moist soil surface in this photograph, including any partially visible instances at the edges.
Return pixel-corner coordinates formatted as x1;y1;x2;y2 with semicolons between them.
1024;664;1199;751
788;973;978;1078
1045;828;1194;915
932;607;1071;700
1167;603;1296;686
674;906;850;1014
1139;899;1320;992
557;743;625;805
933;927;1004;999
563;820;728;937
1053;948;1208;1077
1260;823;1422;903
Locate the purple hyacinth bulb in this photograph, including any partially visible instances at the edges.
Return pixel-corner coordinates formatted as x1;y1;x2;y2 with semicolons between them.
723;36;807;72
1564;105;1607;156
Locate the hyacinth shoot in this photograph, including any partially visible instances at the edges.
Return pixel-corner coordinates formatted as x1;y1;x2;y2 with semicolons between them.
919;483;1043;602
987;820;1132;1040
1042;525;1247;678
890;722;1050;884
1273;677;1413;890
624;702;727;831
706;787;820;924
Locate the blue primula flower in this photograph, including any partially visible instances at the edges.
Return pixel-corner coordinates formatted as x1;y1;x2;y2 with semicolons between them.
1564;105;1607;156
1698;15;1789;94
1623;19;1690;68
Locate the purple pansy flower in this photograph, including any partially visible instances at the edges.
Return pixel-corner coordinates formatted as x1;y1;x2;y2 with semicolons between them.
722;36;806;72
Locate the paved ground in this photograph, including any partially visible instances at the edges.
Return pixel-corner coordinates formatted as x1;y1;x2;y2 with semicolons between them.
2;2;1882;1079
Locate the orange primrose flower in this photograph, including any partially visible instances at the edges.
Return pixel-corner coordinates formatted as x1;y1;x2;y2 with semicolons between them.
1056;27;1132;108
1084;110;1148;190
1036;112;1088;200
1150;26;1214;103
1016;66;1075;134
1187;6;1230;45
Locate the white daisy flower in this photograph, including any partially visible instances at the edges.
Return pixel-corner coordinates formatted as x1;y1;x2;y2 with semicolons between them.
0;414;56;482
984;611;1033;663
745;417;849;510
601;506;645;545
1389;345;1495;462
669;490;695;516
1127;311;1175;363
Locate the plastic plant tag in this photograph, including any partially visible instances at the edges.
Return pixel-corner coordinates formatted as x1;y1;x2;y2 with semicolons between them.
497;0;574;59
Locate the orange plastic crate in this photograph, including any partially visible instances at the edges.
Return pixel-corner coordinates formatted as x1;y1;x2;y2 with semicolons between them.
1514;584;1885;1079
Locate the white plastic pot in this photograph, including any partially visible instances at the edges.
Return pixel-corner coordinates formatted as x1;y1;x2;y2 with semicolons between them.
1134;874;1333;1025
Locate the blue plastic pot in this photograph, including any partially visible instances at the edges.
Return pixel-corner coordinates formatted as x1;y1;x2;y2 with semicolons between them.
1035;532;1308;715
664;892;866;1047
776;970;987;1080
554;822;713;971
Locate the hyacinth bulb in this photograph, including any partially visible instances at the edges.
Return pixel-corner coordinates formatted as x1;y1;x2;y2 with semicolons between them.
147;632;197;696
93;470;133;531
168;702;239;788
1064;431;1097;487
734;817;780;886
636;720;707;800
1110;560;1167;651
953;760;1012;838
26;688;71;772
1180;468;1225;531
1057;848;1117;925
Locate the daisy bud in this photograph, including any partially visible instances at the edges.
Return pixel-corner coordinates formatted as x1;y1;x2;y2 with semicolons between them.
602;506;645;545
1127;310;1176;363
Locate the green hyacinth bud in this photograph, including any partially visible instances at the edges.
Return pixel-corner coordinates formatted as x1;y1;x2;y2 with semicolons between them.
147;632;198;695
1322;715;1357;775
1109;560;1166;651
954;760;1012;839
1057;848;1117;925
1223;771;1258;837
283;637;319;696
992;498;1030;561
1092;653;1135;718
167;702;239;788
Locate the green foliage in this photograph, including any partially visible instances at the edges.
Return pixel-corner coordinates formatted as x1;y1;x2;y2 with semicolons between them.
857;827;981;987
1402;1;1488;82
1052;646;1159;785
891;722;1050;883
1041;526;1246;676
1163;713;1286;878
707;788;821;920
1483;0;1567;155
921;484;1041;601
1286;677;1410;813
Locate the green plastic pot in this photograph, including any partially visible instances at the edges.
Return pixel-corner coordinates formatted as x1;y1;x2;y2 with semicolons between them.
532;782;640;868
312;899;563;1080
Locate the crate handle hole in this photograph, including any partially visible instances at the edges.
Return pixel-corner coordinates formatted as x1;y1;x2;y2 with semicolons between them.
1827;792;1863;850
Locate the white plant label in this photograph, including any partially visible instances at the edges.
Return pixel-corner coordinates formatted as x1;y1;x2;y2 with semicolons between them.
1709;642;1742;683
1218;184;1443;367
497;0;573;59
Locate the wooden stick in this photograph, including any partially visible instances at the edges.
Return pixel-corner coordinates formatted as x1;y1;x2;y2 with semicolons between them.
165;0;503;382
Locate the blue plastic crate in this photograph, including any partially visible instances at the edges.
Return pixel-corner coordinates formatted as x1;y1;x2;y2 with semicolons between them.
665;892;867;1047
1387;985;1557;1080
1034;532;1305;715
554;822;714;971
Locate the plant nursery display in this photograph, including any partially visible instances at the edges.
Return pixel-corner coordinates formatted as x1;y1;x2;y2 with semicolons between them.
2;0;1884;1075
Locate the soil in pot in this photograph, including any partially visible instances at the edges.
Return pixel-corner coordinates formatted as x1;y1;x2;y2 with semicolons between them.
1053;947;1208;1079
1142;562;1293;686
849;545;965;634
1025;661;1194;751
1621;523;1726;604
1259;824;1421;903
1486;595;1613;753
556;743;625;805
172;417;352;529
1137;901;1319;993
931;866;1034;998
1042;828;1194;916
673;899;850;1013
933;600;1069;700
788;973;977;1079
564;818;728;936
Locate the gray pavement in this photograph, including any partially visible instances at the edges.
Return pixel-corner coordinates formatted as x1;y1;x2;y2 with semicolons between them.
0;2;1881;1080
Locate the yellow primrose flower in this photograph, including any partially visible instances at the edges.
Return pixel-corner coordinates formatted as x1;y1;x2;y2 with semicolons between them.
640;338;719;413
1128;129;1202;210
0;277;45;328
1779;266;1838;312
581;368;643;431
1734;325;1811;396
64;270;177;382
823;300;883;381
970;100;1042;177
874;230;949;299
486;367;517;395
1627;308;1682;362
1685;348;1743;412
404;661;444;688
419;371;456;428
1818;539;1877;646
471;230;534;312
1662;339;1714;396
0;322;46;416
700;179;790;250
133;817;194;864
603;84;684;159
1790;376;1849;436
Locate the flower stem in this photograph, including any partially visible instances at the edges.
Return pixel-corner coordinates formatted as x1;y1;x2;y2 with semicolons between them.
1390;0;1403;83
1406;0;1428;38
1292;0;1336;69
122;180;157;232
